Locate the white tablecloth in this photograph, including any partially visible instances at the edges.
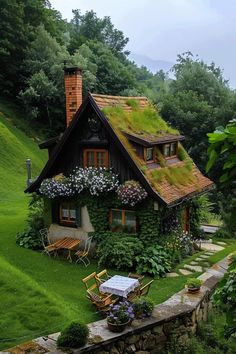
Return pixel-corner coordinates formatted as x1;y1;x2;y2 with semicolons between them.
99;275;139;298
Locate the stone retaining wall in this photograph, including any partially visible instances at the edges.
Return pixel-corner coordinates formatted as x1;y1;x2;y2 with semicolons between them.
4;258;229;354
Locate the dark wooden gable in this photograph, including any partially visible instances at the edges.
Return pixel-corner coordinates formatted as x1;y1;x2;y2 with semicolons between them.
25;94;142;193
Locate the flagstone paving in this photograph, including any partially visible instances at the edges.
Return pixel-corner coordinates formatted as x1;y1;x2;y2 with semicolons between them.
166;272;179;278
216;241;227;246
190;261;198;265
184;264;203;272
178;269;192;275
167;242;225;278
200;243;224;252
198;255;210;259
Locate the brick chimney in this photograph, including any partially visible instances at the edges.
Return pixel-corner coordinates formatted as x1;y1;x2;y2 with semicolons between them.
64;66;82;127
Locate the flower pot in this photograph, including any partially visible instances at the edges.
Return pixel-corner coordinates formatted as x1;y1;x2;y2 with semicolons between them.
187;286;201;294
107;320;130;333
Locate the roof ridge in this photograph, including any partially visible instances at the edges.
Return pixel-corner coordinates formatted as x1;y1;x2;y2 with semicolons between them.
91;93;148;100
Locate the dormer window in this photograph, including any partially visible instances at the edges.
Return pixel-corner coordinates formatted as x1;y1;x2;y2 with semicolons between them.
163;142;177;158
145;147;154;162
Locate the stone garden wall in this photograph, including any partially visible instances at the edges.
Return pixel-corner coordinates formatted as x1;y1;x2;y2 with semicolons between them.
5;258;229;354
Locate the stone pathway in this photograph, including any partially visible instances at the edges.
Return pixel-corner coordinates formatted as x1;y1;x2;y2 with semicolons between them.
200;243;224;252
167;241;225;277
166;272;179;277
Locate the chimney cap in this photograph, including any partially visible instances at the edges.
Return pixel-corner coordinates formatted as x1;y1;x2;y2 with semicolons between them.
64;66;82;74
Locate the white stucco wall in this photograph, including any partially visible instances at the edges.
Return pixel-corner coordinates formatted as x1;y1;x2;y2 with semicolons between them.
48;206;94;246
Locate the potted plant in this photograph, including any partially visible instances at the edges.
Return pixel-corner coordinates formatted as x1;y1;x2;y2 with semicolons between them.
186;278;202;293
132;297;154;319
107;300;134;333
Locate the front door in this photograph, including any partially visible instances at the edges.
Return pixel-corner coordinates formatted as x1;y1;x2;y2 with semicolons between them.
182;207;190;232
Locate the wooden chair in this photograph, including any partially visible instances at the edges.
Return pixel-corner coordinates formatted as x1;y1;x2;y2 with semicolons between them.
75;237;92;267
138;280;154;297
95;269;111;285
86;290;116;315
40;228;57;257
82;272;97;292
128;273;144;284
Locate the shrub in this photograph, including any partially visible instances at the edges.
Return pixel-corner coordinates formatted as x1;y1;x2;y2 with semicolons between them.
57;322;89;348
16;194;44;249
16;228;42;249
117;180;147;206
96;235;143;270
132;297;154;319
135;245;171;277
186;278;202;289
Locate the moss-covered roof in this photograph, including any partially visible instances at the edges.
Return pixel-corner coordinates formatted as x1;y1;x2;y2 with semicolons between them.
92;93;213;205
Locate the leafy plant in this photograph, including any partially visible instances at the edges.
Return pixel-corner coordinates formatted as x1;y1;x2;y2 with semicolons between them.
213;256;236;338
186;278;202;289
40;167;119;198
135;245;171;277
96;235;143;270
117;180;148;206
132;297;154;319
16;194;44;249
107;300;134;325
57;322;89;348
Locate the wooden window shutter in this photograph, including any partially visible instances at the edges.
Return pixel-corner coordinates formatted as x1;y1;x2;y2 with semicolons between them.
52;200;60;223
75;205;82;227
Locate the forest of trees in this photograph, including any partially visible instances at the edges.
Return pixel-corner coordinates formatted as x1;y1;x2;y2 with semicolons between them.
0;0;235;236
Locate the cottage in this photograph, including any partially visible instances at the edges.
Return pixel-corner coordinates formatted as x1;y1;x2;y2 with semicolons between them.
25;67;213;243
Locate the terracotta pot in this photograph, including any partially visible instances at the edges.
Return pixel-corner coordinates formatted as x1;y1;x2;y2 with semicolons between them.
107;319;130;333
187;286;201;294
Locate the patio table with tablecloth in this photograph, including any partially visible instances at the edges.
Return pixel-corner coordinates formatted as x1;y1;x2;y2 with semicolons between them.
99;275;139;298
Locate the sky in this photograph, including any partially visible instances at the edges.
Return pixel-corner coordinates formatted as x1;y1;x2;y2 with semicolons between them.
51;0;236;87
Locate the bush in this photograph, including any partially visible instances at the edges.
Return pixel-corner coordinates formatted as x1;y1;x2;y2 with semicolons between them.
16;194;44;249
135;245;171;277
163;229;194;265
186;278;202;288
57;322;89;348
96;235;143;270
16;228;43;249
132;297;154;319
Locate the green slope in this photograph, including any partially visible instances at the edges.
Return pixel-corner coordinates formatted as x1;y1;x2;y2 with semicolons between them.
0;101;99;350
0;101;46;215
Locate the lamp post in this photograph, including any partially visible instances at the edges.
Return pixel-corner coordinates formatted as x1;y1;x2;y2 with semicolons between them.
26;158;32;187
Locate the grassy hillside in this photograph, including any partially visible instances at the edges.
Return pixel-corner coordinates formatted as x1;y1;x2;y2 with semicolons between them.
0;100;46;215
0;101;99;350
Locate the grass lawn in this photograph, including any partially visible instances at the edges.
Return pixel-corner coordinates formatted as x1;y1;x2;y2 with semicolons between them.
0;100;234;350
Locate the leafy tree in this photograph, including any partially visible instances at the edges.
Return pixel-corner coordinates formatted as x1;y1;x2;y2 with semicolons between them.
68;10;129;56
159;53;235;172
0;0;28;94
206;120;236;237
87;41;135;95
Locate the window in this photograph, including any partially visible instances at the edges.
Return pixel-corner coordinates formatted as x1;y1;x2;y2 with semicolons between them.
83;149;108;168
60;202;80;226
163;142;177;158
145;147;154;162
110;209;136;233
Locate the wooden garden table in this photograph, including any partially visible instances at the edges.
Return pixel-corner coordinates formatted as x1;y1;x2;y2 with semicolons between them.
51;237;81;262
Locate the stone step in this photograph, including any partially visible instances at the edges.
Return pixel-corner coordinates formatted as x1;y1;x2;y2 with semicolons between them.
198;255;209;259
184;264;203;272
166;272;179;278
178;268;192;275
190;261;198;265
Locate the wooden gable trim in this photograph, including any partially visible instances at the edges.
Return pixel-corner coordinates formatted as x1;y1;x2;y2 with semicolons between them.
25;95;90;193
